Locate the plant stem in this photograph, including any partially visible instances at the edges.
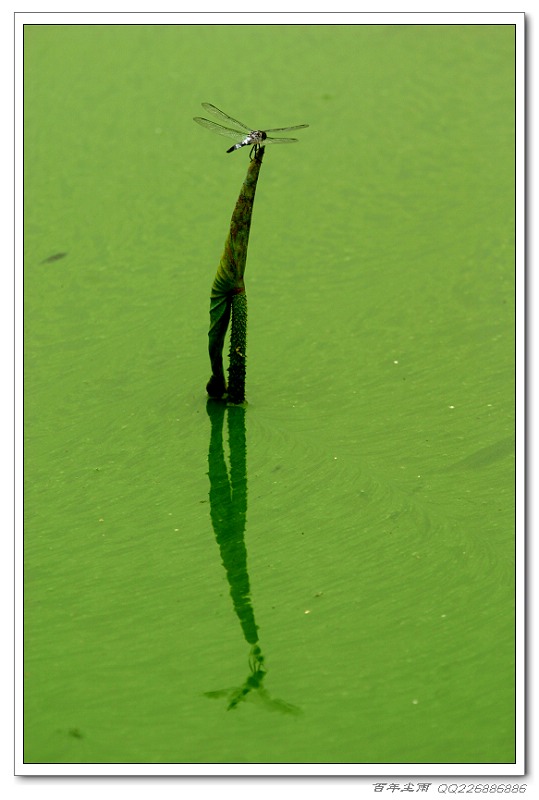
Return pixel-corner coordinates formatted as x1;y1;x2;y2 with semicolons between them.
206;147;265;402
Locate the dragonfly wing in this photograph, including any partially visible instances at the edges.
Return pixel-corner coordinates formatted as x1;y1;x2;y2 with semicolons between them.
193;117;245;140
263;123;309;132
201;103;252;133
264;136;300;145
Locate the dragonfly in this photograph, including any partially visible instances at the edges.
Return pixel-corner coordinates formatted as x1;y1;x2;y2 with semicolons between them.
193;102;309;158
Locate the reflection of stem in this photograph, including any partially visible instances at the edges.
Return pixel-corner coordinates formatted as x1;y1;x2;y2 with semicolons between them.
205;399;302;716
206;400;257;645
206;148;265;403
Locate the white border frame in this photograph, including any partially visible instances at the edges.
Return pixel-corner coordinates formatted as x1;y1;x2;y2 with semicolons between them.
13;9;526;781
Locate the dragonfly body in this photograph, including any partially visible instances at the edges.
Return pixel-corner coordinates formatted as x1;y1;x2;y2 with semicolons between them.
193;102;308;157
226;130;267;153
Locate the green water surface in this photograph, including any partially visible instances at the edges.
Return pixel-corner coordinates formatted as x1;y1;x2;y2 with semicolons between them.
24;23;516;765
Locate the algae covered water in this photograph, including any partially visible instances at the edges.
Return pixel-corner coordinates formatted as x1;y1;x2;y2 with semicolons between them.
23;22;516;766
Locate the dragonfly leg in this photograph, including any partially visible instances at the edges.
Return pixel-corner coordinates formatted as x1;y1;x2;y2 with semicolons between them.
250;144;266;162
249;143;263;161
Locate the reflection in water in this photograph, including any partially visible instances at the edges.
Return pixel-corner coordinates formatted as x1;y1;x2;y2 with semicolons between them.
438;436;515;473
204;400;301;715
